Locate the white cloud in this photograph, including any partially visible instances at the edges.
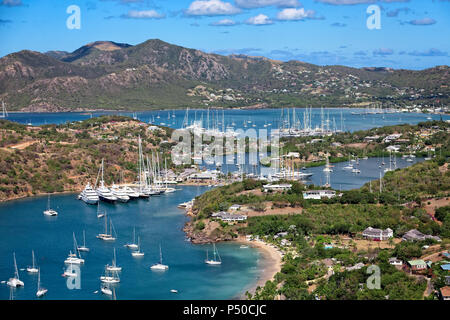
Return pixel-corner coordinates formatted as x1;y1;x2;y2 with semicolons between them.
277;8;315;20
210;19;237;26
185;0;241;16
245;14;273;25
0;0;23;6
235;0;300;9
123;10;166;19
316;0;410;4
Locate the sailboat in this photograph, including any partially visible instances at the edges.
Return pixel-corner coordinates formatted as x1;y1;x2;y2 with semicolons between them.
36;268;48;298
7;252;24;287
97;202;105;219
43;194;58;216
150;244;169;271
342;155;354;170
77;230;90;252
323;153;333;172
65;232;85;264
100;266;120;284
124;227;139;249
205;243;222;265
96;213;116;241
1;101;8;118
106;248;122;272
131;237;144;257
26;250;39;273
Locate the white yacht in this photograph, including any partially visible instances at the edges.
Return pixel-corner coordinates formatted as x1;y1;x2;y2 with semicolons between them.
150;245;168;271
36;268;48;298
97;182;117;203
352;168;361;174
79;182;99;205
43;195;58;216
205;243;222;265
122;186;140;199
7;252;24;288
96;159;118;203
106;248;122;272
110;184;130;203
124;227;139;249
26;250;39;273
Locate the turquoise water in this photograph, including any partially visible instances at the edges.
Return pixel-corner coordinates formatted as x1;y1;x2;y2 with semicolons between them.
5;108;449;133
0;186;261;300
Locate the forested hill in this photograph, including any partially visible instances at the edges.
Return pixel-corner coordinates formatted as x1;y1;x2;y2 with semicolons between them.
0;39;448;111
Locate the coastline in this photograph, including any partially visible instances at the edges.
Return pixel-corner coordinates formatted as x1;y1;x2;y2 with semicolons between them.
234;236;283;300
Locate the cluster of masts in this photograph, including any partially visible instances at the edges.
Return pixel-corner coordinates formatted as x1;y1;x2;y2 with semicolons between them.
6;224;223;299
78;136;176;205
274;107;344;138
182;108;238;138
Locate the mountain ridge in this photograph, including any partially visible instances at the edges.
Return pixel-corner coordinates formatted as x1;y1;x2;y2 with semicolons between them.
0;39;448;112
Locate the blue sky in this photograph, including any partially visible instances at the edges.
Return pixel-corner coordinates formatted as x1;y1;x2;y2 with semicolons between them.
0;0;449;70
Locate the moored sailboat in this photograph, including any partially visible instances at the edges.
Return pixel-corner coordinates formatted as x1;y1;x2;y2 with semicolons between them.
150;244;168;271
36;268;48;298
7;252;24;287
26;250;39;273
205;243;222;265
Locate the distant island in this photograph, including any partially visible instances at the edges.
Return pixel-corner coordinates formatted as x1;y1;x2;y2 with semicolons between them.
0;39;448;112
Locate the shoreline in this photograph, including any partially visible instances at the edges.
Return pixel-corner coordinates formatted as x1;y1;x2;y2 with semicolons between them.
233;236;283;300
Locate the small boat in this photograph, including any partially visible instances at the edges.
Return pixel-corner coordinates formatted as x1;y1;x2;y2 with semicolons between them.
43;195;58;216
352;168;361;174
101;285;112;296
150;244;168;271
77;230;90;252
26;250;39;273
36;268;48;298
205;243;222;265
240;245;249;249
7;252;24;288
170;289;178;294
106;248;122;272
125;227;139;249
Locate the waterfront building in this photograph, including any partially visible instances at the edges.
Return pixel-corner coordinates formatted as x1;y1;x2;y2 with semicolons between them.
302;190;336;200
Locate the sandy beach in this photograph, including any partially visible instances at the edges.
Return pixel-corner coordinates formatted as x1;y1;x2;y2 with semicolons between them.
235;236;283;299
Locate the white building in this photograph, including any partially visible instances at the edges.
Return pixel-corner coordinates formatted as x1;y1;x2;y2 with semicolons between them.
263;184;292;192
303;190;336;200
362;227;393;240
